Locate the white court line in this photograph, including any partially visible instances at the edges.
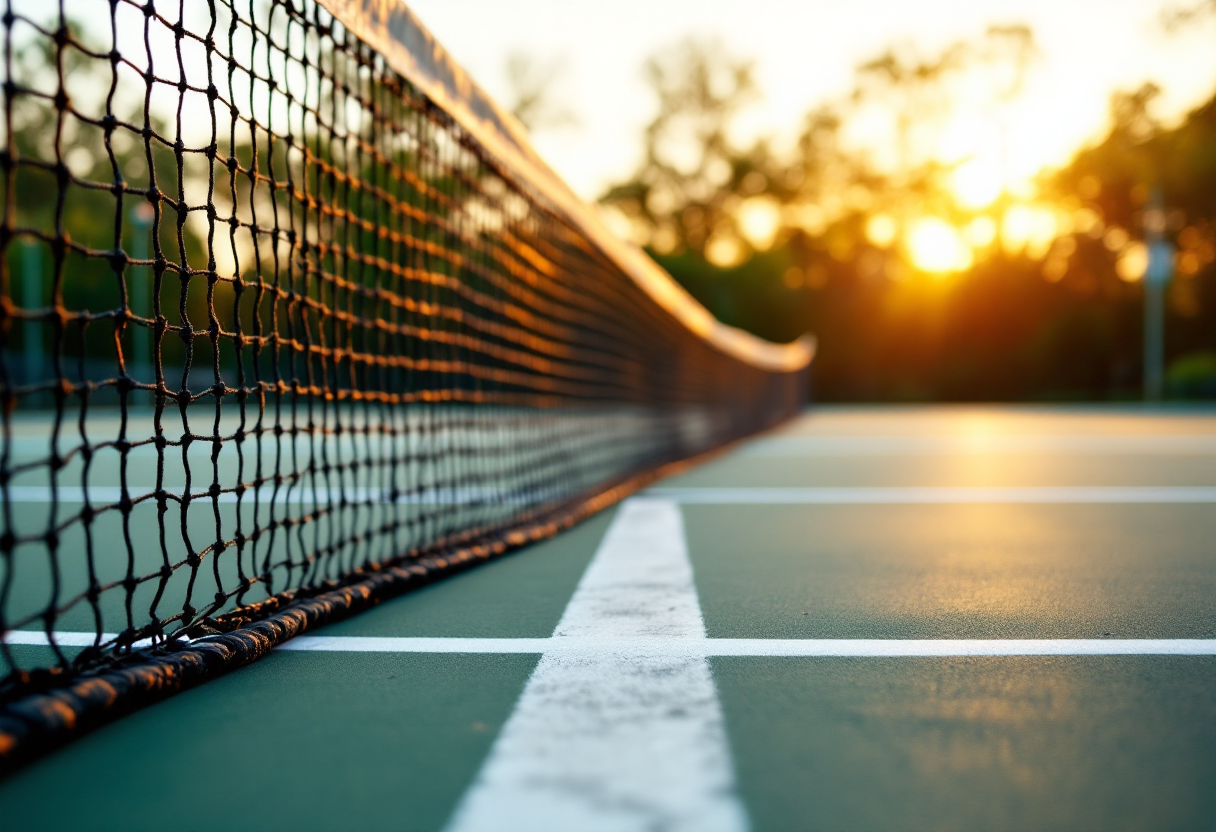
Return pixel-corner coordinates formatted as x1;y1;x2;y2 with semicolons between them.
740;434;1216;456
4;631;118;647
647;486;1216;504
443;498;749;832
11;632;1216;657
3;631;160;649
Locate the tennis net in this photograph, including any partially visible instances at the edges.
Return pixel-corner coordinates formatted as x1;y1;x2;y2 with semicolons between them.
0;0;812;770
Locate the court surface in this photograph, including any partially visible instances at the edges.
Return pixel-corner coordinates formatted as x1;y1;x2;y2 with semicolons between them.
3;405;1216;832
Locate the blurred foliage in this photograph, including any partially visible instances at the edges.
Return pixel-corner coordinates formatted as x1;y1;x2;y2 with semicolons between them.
1166;351;1216;399
503;53;579;133
7;13;1215;404
2;18;206;385
602;23;1216;402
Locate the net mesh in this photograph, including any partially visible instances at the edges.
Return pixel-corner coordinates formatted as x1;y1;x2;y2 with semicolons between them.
0;0;803;713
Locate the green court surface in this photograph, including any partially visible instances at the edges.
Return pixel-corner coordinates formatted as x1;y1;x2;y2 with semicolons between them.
3;405;1216;831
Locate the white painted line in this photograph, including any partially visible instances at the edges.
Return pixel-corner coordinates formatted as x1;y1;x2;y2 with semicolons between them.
3;631;119;647
444;498;749;832
12;632;1216;657
647;486;1216;504
741;434;1216;456
3;630;161;649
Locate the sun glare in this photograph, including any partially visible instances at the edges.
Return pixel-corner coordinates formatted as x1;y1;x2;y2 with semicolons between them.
1001;203;1058;257
866;213;898;248
951;157;1004;208
706;234;746;268
963;216;998;248
907;218;972;274
737;197;781;250
1116;241;1148;282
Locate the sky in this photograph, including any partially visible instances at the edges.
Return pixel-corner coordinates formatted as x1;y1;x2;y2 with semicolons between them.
406;0;1216;202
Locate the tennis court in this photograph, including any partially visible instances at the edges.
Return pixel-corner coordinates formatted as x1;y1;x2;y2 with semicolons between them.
4;405;1216;831
2;0;1216;828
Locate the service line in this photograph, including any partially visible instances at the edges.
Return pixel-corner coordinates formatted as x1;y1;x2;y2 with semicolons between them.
739;434;1216;456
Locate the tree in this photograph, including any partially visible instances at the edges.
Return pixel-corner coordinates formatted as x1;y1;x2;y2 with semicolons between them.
600;39;772;263
503;53;578;133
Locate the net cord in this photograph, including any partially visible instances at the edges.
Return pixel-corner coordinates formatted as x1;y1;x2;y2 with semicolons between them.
318;0;815;374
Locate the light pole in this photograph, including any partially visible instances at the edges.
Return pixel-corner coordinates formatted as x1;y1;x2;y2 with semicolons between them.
1142;188;1174;402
